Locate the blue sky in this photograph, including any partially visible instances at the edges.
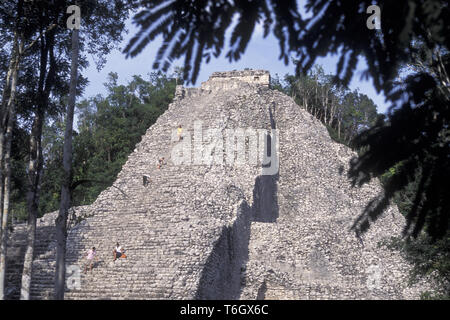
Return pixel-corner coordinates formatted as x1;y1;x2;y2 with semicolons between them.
83;17;391;114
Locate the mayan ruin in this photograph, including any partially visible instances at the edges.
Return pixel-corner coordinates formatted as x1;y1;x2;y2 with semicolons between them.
4;70;433;300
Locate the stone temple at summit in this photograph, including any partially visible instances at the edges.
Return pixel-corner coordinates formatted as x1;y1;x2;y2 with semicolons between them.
5;69;433;299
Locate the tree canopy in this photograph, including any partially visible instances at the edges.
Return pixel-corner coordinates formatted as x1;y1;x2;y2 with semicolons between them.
273;63;379;147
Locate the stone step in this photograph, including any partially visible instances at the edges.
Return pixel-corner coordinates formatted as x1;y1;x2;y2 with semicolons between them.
7;72;426;300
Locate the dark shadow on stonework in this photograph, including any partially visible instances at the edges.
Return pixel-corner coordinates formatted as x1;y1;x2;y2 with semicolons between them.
5;224;55;300
256;280;267;300
196;163;280;299
195;200;252;299
255;108;280;222
252;173;279;223
195;102;279;299
269;102;276;130
5;235;26;299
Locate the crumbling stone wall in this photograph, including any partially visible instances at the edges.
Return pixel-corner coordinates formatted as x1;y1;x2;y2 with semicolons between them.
201;70;270;91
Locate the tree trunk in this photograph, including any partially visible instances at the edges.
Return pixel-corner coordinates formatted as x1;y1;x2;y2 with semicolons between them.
54;28;79;300
20;98;45;301
0;34;22;300
0;68;11;262
20;28;55;300
329;99;336;126
338;119;341;139
0;26;19;248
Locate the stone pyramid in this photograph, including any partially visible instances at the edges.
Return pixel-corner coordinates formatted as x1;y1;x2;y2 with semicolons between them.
6;70;432;299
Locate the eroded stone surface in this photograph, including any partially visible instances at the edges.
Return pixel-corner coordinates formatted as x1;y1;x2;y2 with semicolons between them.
6;70;434;299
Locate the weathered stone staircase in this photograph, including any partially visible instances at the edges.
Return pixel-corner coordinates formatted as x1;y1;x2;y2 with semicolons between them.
6;72;270;299
6;70;435;299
